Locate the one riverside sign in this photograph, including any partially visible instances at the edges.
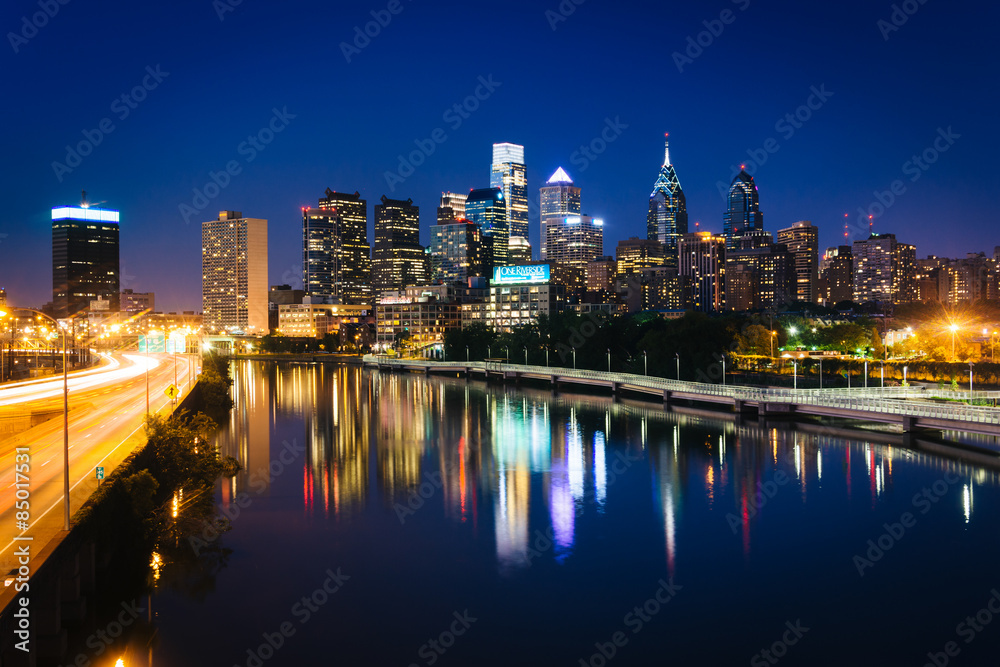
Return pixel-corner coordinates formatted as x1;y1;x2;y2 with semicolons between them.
492;265;549;285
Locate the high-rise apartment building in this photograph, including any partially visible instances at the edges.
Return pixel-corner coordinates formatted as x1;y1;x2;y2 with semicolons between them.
303;189;372;305
543;215;604;290
725;234;795;311
51;200;120;318
776;220;819;304
437;192;467;225
822;246;854;305
491;143;528;241
586;257;616;293
202;211;268;334
465;187;508;268
373;196;425;293
429;220;489;284
646;134;688;268
722;170;764;251
679;232;726;312
852;233;915;305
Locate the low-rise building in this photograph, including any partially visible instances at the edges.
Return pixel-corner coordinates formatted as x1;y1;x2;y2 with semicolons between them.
278;303;371;338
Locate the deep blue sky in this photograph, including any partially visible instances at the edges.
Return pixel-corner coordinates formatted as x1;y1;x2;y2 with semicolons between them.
1;0;996;312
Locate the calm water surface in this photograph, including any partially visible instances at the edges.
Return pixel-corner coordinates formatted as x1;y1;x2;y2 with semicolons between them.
90;361;1000;665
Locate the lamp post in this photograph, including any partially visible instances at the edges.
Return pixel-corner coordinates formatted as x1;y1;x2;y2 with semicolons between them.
546;347;549;367
572;347;576;370
969;361;974;399
864;360;868;389
607;348;611;373
524;346;528;366
675;353;680;381
819;357;823;389
880;363;884;389
903;365;908;387
949;323;958;362
722;355;726;386
643;350;647;376
793;360;797;390
466;345;469;362
770;330;776;358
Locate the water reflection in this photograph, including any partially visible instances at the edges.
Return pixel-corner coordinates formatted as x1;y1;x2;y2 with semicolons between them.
219;361;1000;577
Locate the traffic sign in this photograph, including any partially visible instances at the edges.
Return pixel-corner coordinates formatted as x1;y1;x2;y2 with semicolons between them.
96;466;104;480
165;384;180;400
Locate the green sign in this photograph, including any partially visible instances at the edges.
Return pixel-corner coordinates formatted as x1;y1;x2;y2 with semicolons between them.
96;466;104;480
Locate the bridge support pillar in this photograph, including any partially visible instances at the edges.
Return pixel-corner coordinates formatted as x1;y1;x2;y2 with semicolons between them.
901;415;917;432
662;390;672;404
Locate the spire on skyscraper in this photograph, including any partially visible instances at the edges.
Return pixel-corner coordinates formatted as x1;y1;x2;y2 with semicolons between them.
664;133;670;167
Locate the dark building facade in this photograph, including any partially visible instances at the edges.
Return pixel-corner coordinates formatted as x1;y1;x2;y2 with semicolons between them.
303;189;372;305
52;205;120;317
465;187;508;268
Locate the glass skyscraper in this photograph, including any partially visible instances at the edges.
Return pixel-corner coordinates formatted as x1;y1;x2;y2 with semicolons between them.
646;134;688;269
490;143;528;245
51;202;121;317
722;169;764;250
373;196;425;293
539;167;581;261
465;187;508;268
302;189;372;305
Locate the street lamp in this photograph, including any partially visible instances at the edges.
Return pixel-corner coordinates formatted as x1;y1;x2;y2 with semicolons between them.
903;365;908;387
607;348;611;373
572;346;576;370
818;356;823;389
864;360;868;389
969;361;974;398
793;360;797;390
949;323;958;362
643;350;647;376
675;353;680;381
466;345;469;362
721;354;726;386
524;346;528;366
770;330;776;357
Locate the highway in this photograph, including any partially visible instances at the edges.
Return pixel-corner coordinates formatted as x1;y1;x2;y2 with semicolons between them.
0;352;197;574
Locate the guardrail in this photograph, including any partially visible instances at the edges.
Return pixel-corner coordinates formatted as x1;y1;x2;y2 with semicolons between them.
365;356;1000;427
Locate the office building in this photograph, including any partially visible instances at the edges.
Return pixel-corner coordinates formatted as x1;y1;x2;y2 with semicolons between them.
303;189;372;305
376;284;465;351
485;265;565;332
586;257;616;293
722;169;764;251
544;215;604;290
120;289;154;313
725;235;795;312
615;237;664;277
373;196;426;292
465;187;508;268
646;134;688;268
202;211;268;334
776;221;819;304
679;231;726;312
615;266;690;314
52;201;120;318
277;303;371;338
508;236;532;264
539;168;581;261
429;220;489;284
491;143;529;241
437;192;467;225
821;246;854;305
852;233;916;305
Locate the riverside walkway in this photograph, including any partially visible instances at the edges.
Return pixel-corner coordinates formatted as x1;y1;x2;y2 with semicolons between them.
363;356;1000;437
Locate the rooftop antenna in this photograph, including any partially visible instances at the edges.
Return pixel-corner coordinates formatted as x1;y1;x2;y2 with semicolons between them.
844;213;848;242
81;190;88;208
868;214;874;236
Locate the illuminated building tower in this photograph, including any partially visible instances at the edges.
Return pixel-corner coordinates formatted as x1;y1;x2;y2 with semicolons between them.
429;220;488;284
202;210;268;334
508;235;532;264
679;231;726;312
722;169;764;250
539;168;581;260
615;237;664;277
491;142;529;243
776;220;819;303
373;196;426;293
437;191;467;225
822;246;854;305
852;233;916;305
465;187;508;268
543;215;604;289
646;134;688;268
51;196;120;317
303;189;371;305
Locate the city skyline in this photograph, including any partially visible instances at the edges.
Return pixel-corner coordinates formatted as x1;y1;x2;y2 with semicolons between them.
2;0;997;311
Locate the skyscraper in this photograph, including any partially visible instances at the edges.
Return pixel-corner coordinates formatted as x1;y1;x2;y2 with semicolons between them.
615;237;665;277
303;189;372;305
679;231;726;312
539;167;582;263
491;143;528;241
465;187;508;268
202;211;268;334
725;234;795;311
51;199;120;318
544;215;604;289
776;220;819;304
429;220;488;284
373;196;425;293
852;233;916;305
722;169;764;250
822;246;854;305
437;192;467;225
646;134;688;268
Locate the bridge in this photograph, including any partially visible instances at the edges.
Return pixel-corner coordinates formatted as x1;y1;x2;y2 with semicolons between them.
362;356;1000;437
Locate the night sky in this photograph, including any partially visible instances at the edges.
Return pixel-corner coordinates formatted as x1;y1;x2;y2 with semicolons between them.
2;0;996;312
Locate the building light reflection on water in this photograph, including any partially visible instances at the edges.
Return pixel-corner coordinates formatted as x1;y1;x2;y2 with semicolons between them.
214;361;998;578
